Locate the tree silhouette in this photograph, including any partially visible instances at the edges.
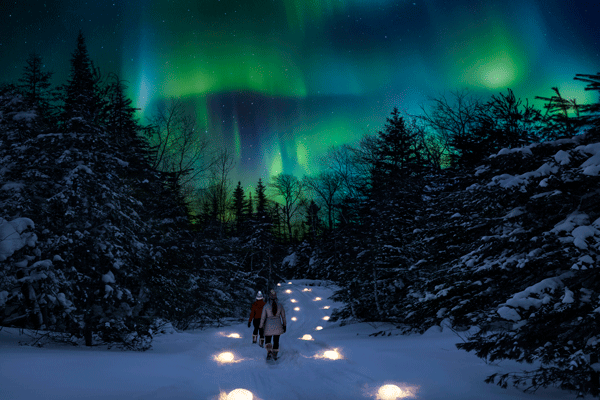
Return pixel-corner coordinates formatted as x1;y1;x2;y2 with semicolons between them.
19;53;53;109
62;31;102;130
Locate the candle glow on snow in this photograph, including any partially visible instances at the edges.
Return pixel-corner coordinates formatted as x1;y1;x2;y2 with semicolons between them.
214;351;244;364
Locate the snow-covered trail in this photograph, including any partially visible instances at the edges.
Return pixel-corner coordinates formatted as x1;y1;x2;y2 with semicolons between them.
0;280;571;400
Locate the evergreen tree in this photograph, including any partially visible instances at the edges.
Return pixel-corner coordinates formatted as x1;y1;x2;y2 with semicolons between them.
304;200;322;242
270;202;284;241
18;53;53;110
255;178;268;220
245;191;254;220
105;73;139;147
372;107;424;192
232;181;246;232
61;31;102;130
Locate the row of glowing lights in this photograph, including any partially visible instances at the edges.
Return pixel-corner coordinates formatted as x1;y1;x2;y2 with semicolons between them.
219;384;416;400
218;282;417;399
217;283;331;363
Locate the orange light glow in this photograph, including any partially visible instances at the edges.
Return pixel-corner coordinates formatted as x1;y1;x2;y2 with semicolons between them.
291;317;297;321
300;334;314;340
322;316;330;321
294;307;300;311
288;282;292;284
302;288;312;292
315;326;323;330
291;299;297;303
323;306;330;309
314;297;322;301
285;289;292;294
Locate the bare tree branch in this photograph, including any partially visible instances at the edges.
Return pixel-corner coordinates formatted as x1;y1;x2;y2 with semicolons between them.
146;99;212;186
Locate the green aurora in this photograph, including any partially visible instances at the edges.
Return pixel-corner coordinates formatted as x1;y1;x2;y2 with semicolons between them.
2;0;599;187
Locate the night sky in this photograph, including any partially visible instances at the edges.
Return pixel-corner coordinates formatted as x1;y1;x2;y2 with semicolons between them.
1;0;599;187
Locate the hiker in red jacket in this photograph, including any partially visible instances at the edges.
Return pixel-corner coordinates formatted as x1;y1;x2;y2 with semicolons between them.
248;291;266;347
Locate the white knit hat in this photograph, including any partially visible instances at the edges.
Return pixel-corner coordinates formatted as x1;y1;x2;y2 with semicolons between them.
256;291;264;300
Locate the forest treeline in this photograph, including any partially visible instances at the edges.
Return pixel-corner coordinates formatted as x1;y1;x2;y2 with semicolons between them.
2;31;600;396
0;32;279;350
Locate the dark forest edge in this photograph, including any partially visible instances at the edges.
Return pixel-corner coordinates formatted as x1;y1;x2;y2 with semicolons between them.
2;32;600;397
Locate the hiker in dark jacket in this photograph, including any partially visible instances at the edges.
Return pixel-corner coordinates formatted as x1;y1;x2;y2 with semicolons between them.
248;291;266;347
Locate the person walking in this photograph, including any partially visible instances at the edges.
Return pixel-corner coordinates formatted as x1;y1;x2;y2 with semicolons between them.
260;289;286;360
248;291;266;347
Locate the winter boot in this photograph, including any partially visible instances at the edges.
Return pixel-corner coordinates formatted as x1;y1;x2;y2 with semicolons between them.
266;343;273;360
272;349;279;361
252;335;257;344
259;337;264;348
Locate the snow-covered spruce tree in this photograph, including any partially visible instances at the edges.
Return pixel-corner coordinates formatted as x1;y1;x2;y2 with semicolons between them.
1;120;160;348
1;37;179;348
0;215;62;330
388;116;600;395
453;75;600;396
449;131;600;396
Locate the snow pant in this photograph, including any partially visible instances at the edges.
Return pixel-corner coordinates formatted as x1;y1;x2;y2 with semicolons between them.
252;319;264;338
265;335;280;350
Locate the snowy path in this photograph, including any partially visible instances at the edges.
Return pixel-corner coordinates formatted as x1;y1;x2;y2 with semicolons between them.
0;280;571;400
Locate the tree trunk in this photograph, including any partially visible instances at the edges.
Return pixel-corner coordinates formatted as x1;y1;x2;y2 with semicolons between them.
374;268;381;317
84;322;93;346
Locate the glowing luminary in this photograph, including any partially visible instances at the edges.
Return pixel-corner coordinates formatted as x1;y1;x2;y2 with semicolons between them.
288;282;292;285
291;299;297;303
294;307;300;311
214;351;236;364
291;317;297;321
315;326;323;330
277;283;281;286
376;384;418;399
323;306;330;309
301;334;314;340
226;388;254;400
285;289;292;294
319;348;342;360
322;316;330;321
314;297;322;301
302;288;312;292
219;332;242;338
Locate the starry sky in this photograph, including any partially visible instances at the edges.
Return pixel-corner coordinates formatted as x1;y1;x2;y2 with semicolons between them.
1;0;599;187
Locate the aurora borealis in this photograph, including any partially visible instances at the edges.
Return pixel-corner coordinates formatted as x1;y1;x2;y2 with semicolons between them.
2;0;599;186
